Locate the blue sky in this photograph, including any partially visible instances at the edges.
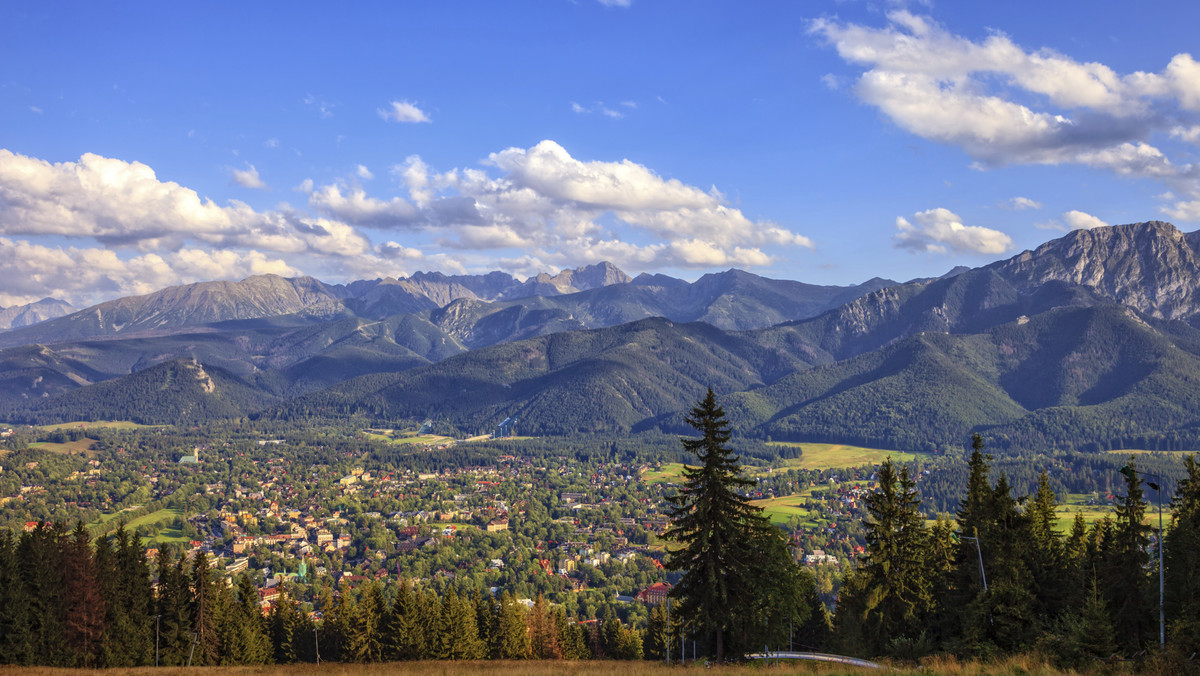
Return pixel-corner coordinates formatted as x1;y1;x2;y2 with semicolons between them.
3;1;1200;307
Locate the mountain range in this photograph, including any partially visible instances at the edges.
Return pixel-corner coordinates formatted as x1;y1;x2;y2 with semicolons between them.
5;220;1200;454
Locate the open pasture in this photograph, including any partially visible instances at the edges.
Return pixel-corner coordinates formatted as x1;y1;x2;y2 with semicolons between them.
766;442;919;470
28;438;97;457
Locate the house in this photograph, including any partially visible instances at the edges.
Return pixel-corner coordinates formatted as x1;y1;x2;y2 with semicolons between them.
485;518;509;532
636;582;672;605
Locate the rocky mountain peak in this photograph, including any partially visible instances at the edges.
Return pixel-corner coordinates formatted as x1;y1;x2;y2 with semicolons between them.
994;220;1200;320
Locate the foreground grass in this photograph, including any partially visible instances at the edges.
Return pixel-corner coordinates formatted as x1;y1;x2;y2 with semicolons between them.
0;654;1147;675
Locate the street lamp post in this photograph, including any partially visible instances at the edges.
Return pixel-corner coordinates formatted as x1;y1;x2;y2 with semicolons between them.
1120;464;1165;649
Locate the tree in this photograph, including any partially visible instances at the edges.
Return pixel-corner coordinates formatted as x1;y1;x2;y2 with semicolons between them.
1103;459;1153;654
1165;455;1200;653
664;388;811;661
834;459;933;657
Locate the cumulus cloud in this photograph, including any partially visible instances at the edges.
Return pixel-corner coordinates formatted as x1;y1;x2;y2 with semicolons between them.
1036;209;1110;231
812;11;1200;218
230;164;266;189
1062;209;1108;230
894;208;1012;254
302;140;811;271
379;100;431;123
0;237;298;307
0;149;370;257
356;164;374;180
0;142;810;303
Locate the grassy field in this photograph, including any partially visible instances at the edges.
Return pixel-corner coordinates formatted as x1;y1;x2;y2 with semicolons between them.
28;438;98;457
0;655;1123;675
642;463;688;484
89;507;188;544
752;493;822;528
766;442;919;470
38;420;152;431
364;431;455;446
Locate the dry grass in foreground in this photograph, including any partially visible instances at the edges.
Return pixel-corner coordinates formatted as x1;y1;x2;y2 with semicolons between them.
0;654;1181;676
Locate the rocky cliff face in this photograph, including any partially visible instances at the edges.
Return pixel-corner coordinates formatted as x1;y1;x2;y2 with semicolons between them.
993;221;1200;320
0;298;74;330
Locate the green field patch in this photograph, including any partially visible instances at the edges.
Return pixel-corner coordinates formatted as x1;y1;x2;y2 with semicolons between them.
28;438;98;457
767;442;919;470
91;507;188;545
752;494;819;527
39;420;153;431
642;463;688;484
365;431;455;445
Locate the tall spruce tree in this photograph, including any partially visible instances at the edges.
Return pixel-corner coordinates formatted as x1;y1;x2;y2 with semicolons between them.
1101;459;1153;654
665;388;809;661
1164;455;1200;653
834;459;933;657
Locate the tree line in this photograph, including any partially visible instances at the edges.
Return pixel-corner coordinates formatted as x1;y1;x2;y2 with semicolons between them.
0;520;656;667
833;434;1200;667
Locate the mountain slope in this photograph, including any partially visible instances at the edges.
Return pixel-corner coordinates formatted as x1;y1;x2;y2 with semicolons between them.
6;358;276;425
0;298;74;330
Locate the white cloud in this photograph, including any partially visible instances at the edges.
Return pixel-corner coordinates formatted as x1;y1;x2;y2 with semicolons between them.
1062;209;1108;230
597;0;631;6
811;11;1200;204
305;182;420;229
1007;196;1043;210
28;106;43;114
230;164;267;189
356;164;374;180
264;138;280;149
0;237;299;307
894;208;1012;254
0;148;369;257
378;100;431;123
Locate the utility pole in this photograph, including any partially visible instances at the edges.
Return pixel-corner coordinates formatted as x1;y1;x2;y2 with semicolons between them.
315;627;321;664
154;614;160;667
1121;464;1166;649
665;598;670;665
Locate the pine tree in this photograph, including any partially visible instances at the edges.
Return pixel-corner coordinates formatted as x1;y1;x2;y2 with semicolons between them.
223;575;271;665
346;581;385;662
18;522;68;665
154;548;192;665
189;550;220;664
383;580;422;660
1027;472;1067;621
61;522;105;666
442;587;486;659
1165;455;1200;653
491;592;529;659
665;388;809;661
835;459;933;657
0;529;32;664
1103;459;1153;654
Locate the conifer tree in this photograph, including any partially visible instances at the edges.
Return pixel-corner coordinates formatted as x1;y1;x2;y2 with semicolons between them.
1103;459;1153;653
1165;455;1200;653
491;592;530;659
61;522;105;666
383;580;422;660
443;588;486;659
189;550;220;664
18;523;68;665
154;548;192;665
0;530;32;664
346;581;385;662
835;459;932;656
665;388;809;661
223;575;271;665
